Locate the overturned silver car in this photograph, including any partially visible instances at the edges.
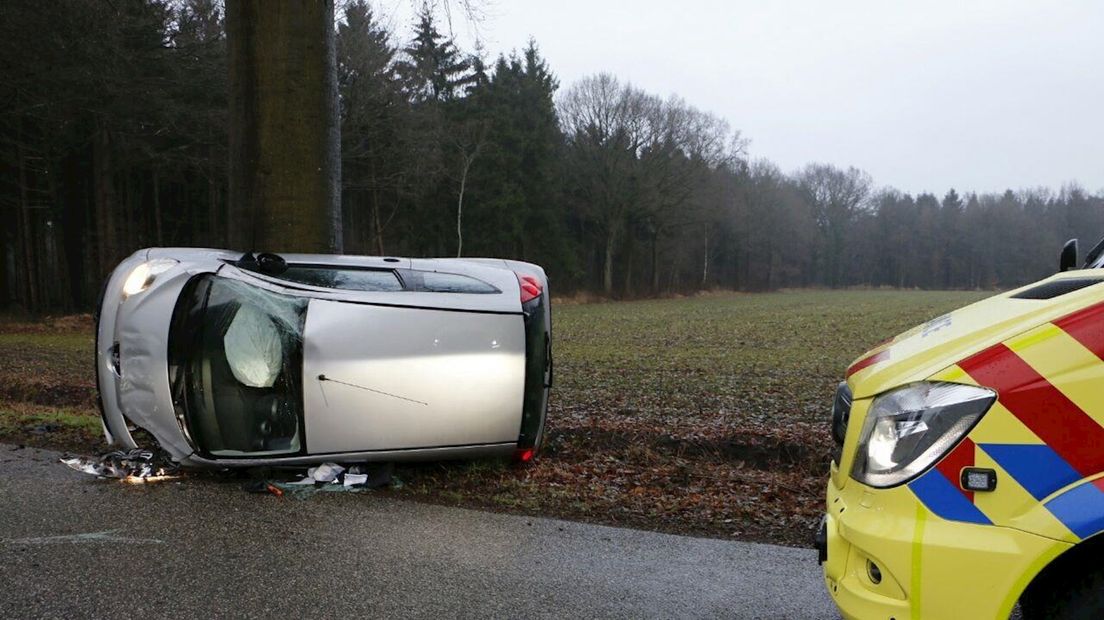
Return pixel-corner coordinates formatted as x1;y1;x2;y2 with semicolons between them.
95;248;551;467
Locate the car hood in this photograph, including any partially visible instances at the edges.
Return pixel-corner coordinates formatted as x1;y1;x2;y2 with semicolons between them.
105;256;219;461
846;270;1104;399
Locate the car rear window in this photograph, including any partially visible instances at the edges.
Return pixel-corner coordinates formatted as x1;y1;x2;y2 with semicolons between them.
420;271;498;294
279;266;403;292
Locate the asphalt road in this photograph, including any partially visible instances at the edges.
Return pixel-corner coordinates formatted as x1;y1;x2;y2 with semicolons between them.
0;444;839;619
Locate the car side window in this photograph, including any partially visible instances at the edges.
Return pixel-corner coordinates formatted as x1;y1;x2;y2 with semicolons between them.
278;266;404;292
419;271;498;294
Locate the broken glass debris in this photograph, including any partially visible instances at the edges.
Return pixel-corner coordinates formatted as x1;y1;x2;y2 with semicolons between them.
61;449;178;482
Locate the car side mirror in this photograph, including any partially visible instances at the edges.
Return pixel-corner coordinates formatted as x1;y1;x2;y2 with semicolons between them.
1060;238;1079;272
256;252;288;276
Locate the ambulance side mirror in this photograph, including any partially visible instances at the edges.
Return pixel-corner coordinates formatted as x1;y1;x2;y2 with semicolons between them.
1060;238;1079;272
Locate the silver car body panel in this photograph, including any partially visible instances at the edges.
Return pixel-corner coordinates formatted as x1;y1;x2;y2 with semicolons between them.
96;247;548;467
302;299;525;453
97;249;207;459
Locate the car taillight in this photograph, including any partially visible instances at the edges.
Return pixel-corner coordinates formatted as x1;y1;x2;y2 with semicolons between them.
514;447;535;463
517;273;543;304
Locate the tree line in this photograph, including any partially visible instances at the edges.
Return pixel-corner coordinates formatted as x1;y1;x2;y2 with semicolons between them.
2;0;1102;313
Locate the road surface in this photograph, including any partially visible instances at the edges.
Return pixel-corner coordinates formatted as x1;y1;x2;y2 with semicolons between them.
0;443;838;619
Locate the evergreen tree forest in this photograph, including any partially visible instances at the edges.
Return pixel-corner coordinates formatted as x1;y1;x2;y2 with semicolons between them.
3;0;1103;313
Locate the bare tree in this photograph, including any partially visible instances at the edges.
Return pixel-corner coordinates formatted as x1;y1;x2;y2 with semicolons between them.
559;74;657;294
451;120;488;256
797;163;873;286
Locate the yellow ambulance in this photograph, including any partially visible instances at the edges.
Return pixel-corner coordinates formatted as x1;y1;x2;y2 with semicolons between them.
819;241;1104;619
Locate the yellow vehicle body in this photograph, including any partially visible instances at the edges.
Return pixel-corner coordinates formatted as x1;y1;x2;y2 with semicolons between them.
823;270;1104;619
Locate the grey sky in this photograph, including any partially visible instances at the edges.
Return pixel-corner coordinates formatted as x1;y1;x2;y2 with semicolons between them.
387;0;1104;196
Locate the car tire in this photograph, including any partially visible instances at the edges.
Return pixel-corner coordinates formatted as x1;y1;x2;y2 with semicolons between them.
1021;569;1104;620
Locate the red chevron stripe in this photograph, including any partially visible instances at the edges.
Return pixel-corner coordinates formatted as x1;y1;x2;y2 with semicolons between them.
1054;301;1104;360
959;343;1104;478
936;436;976;502
846;349;889;378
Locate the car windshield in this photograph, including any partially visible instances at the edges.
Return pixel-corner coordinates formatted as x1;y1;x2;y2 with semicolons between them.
169;274;307;457
1086;236;1104;269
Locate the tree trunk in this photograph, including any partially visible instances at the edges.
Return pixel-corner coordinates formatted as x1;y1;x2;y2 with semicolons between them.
0;224;9;309
603;227;617;296
17;141;38;312
43;155;67;310
622;232;634;296
456;155;473;257
94;125;116;278
650;228;660;294
368;158;386;255
207;146;220;246
153;168;164;245
226;0;342;253
701;227;709;288
766;238;775;290
373;194;386;255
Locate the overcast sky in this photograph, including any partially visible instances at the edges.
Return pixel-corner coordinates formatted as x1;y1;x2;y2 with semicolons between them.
385;0;1103;196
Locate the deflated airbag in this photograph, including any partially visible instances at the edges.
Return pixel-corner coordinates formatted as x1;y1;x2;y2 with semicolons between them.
224;304;283;388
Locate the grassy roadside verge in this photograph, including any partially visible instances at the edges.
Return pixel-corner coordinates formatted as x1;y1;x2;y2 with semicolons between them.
0;290;988;545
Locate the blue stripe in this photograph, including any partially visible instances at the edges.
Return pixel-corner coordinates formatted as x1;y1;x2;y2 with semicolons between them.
979;443;1081;500
1045;481;1104;540
909;470;991;525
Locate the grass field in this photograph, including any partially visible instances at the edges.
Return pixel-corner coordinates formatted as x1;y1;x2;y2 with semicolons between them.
0;289;989;545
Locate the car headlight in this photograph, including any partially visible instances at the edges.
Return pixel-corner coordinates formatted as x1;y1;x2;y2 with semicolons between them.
122;259;178;297
850;382;995;488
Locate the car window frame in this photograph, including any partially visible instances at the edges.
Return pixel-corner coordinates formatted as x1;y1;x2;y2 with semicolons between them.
398;269;502;295
229;259;501;296
277;262;409;293
223;260;408;297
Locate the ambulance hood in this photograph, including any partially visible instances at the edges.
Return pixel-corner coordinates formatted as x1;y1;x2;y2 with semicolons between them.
846;270;1104;399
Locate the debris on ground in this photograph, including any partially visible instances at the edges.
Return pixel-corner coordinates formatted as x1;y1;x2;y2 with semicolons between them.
347;462;397;488
244;462;399;498
242;480;284;496
289;462;345;485
61;448;180;483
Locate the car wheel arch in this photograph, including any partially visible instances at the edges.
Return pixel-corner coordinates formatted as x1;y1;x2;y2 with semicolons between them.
1016;531;1104;619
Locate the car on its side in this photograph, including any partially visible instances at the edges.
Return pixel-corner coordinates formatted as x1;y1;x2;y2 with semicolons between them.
95;248;551;467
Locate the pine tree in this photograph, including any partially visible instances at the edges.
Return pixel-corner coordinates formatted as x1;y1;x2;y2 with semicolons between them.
337;0;406;254
460;41;566;265
394;5;477;104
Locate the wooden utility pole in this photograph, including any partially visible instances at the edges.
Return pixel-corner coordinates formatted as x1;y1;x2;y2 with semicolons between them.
225;0;342;253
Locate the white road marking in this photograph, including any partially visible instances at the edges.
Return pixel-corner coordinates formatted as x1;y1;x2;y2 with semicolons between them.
4;529;164;545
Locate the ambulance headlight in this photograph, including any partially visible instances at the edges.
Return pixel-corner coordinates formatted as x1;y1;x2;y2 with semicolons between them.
122;259;178;297
850;382;995;488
